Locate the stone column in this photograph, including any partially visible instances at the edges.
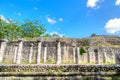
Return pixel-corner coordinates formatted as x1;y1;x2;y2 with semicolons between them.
66;44;70;62
76;47;80;64
16;39;23;64
56;39;61;64
103;49;107;63
63;44;68;63
44;46;47;63
29;43;33;63
0;39;7;63
73;47;76;63
36;39;42;64
87;49;90;63
88;48;95;63
72;42;76;63
94;48;100;64
13;44;18;63
115;49;120;64
111;49;115;63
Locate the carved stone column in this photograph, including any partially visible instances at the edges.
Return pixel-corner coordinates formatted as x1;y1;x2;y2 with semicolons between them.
0;39;7;63
87;48;90;63
111;49;115;63
76;47;80;64
44;45;47;63
72;42;76;63
103;49;107;63
16;39;23;64
29;43;33;63
94;48;100;64
13;44;18;63
88;48;93;63
63;43;69;63
36;39;42;64
56;39;61;64
115;49;120;64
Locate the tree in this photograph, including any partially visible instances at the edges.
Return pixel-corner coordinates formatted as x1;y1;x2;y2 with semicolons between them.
0;18;46;41
91;33;97;37
0;18;6;38
42;34;51;38
20;20;46;38
4;19;21;40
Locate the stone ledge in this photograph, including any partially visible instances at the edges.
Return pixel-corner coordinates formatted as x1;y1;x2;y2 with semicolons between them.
0;72;120;76
0;64;120;72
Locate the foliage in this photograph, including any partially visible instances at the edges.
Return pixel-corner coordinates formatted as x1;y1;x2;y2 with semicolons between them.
79;47;86;55
90;33;97;37
0;18;46;41
20;20;46;38
42;34;52;38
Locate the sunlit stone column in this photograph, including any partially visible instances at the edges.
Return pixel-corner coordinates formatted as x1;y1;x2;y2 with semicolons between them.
103;49;107;63
87;48;90;63
112;49;115;63
63;44;66;63
98;48;100;64
76;47;80;64
63;43;69;63
0;39;7;63
16;39;23;64
88;47;95;63
56;39;61;64
13;44;18;63
66;44;70;62
72;42;76;63
36;39;42;64
115;49;120;64
44;45;47;63
29;43;33;63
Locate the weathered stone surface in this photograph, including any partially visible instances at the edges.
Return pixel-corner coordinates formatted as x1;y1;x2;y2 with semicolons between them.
0;64;120;72
0;37;120;64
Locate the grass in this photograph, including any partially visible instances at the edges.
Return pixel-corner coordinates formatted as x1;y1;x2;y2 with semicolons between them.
0;61;116;65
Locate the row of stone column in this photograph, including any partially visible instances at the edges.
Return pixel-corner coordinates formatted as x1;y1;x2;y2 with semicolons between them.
0;40;58;64
88;48;116;64
0;39;117;64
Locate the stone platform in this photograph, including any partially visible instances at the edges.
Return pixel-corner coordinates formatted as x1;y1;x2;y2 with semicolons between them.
0;64;120;80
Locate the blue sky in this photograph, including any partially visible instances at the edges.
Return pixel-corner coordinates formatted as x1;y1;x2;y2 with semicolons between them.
0;0;120;38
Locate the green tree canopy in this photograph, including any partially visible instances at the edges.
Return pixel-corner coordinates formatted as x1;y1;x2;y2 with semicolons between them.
0;18;46;41
20;20;46;38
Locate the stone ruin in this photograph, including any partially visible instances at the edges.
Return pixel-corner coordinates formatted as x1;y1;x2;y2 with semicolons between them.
0;37;120;64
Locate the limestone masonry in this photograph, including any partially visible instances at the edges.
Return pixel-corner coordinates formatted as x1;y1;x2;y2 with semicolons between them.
0;35;120;64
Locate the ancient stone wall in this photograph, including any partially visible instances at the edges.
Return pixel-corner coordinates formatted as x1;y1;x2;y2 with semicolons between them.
0;38;120;64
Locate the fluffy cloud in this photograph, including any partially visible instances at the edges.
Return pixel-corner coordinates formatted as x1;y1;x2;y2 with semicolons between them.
47;17;56;24
59;18;63;21
115;0;120;6
0;14;9;23
104;18;120;34
0;15;5;21
87;0;100;8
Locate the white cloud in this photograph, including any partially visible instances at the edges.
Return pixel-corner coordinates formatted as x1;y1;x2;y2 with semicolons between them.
17;12;21;16
115;0;120;6
0;15;5;21
47;17;56;24
87;0;100;8
59;18;63;21
0;14;9;23
104;18;120;34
